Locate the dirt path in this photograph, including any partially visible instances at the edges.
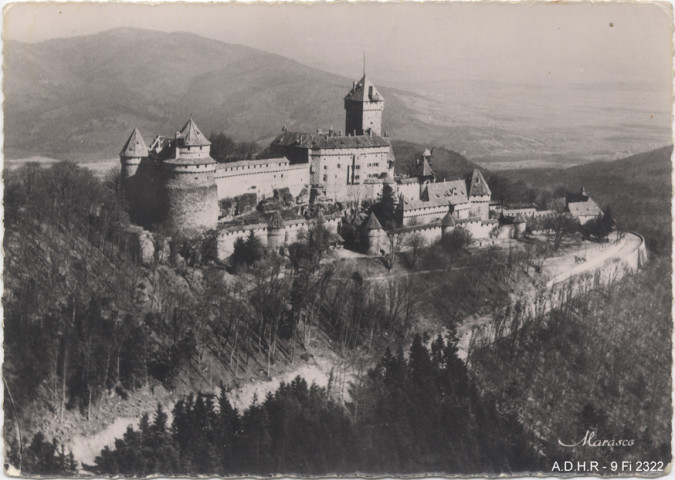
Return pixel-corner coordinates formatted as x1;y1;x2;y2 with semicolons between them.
544;233;641;287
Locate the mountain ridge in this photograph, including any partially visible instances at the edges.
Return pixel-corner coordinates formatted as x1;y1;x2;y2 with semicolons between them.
4;28;436;161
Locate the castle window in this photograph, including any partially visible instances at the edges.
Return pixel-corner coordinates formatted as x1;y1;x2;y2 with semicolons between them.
281;174;284;178
337;164;341;168
323;175;327;182
324;165;327;170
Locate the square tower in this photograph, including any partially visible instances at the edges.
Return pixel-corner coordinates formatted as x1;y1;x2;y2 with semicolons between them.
344;75;384;136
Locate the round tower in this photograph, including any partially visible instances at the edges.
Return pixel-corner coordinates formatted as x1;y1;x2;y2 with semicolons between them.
364;212;384;255
344;74;384;136
441;211;456;238
513;214;527;239
120;127;148;183
160;118;219;235
267;211;286;251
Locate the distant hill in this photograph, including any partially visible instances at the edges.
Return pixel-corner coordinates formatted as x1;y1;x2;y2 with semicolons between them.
500;145;673;254
4;28;445;161
391;140;480;181
5;28;670;168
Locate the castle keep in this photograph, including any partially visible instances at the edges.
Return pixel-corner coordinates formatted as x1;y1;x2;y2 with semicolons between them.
270;74;394;201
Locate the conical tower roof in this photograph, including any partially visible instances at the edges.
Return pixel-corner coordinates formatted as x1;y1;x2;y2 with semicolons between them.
441;211;456;227
514;214;527;224
468;169;491;197
413;157;435;179
179;118;211;147
345;75;384;103
268;211;285;230
364;212;383;230
315;209;326;224
120;128;148;157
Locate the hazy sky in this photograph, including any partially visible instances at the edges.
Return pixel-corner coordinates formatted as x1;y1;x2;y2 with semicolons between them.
4;2;673;89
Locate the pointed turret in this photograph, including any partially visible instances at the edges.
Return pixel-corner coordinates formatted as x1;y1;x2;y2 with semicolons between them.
268;211;285;230
179;118;211;147
364;211;384;255
466;169;491;220
315;209;326;225
120;128;149;158
344;75;384;103
414;156;435;182
441;211;456;227
364;212;383;230
344;73;385;136
120;128;149;183
267;211;286;251
513;214;527;239
468;169;491;197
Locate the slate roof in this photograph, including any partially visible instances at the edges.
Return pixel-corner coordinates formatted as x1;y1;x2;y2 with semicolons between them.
344;75;384;103
566;192;590;204
441;212;456;227
413;158;435;179
120;128;148;157
271;131;390;150
468;169;491;197
364;212;383;230
148;135;172;155
179;118;211;147
423;180;468;206
268;211;285;229
568;198;602;217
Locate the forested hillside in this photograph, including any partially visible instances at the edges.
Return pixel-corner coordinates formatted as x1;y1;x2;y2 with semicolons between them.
499;146;672;254
391;140;480;181
90;335;540;476
4;147;671;475
3;160;546;475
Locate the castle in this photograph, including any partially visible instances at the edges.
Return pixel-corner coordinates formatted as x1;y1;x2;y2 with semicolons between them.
120;72;395;235
120;70;602;259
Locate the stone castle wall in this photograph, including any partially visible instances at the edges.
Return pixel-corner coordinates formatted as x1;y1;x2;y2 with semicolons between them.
215;159;309;200
310;146;391;200
216;216;340;260
401;203;449;226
